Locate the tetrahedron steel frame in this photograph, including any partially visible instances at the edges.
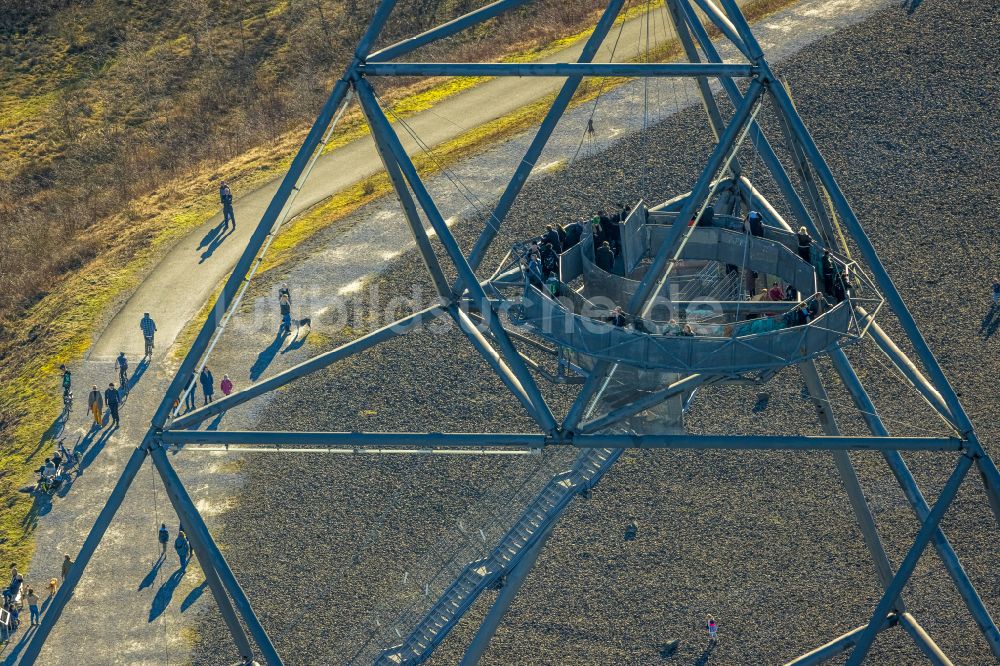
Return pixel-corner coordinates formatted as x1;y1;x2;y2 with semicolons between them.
25;0;1000;664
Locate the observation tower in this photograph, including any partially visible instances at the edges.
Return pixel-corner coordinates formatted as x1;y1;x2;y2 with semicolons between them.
25;0;1000;665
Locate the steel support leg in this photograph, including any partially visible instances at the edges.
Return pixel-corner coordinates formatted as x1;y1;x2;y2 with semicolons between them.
149;445;283;665
798;361;902;606
21;445;149;665
845;454;973;665
157;455;255;660
459;527;553;665
829;348;1000;659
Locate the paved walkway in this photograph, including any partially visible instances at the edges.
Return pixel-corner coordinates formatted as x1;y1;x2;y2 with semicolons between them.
7;1;894;663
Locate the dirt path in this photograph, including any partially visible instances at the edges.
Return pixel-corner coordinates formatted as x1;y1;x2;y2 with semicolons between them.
8;1;899;663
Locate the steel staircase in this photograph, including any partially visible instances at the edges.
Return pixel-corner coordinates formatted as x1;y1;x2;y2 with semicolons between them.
373;446;623;665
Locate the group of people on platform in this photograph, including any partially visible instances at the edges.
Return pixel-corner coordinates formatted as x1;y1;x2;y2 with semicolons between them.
524;205;632;288
526;205;852;340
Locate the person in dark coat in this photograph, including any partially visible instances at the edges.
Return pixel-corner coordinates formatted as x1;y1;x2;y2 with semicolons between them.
555;224;567;249
185;372;198;411
563;222;583;249
541;225;562;254
591;216;606;248
745;210;764;237
104;382;121;428
796;226;812;263
199;367;215;405
220;181;236;230
821;249;835;294
525;256;544;289
595;241;615;273
606;306;628;328
540;243;558;279
598;210;621;254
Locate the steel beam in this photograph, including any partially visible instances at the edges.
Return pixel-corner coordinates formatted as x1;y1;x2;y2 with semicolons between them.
156;453;256;660
799;360;903;610
360;62;756;78
162;430;547;448
168;306;444;430
689;0;751;58
152;0;401;427
677;0;819;236
715;0;764;60
367;0;535;62
898;612;954;666
829;347;1000;659
576;373;708;433
21;445;149;664
767;64;1000;527
452;305;545;423
459;526;553;665
149;445;283;665
853;307;954;425
572;433;957;451
783;615;897;666
462;0;627;278
629;77;765;315
846;454;973;665
667;0;728;141
355;78;558;434
359;99;453;299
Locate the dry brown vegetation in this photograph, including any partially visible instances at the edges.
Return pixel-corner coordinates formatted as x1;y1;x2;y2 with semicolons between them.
0;0;608;338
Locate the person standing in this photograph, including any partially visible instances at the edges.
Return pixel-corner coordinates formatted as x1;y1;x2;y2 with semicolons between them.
158;523;169;558
745;210;764;237
278;283;291;305
220;181;236;230
87;385;104;427
174;530;190;568
26;588;39;626
60;365;71;399
61;555;73;582
706;614;718;643
199;367;215;405
220;375;233;396
796;226;812;264
104;382;121;428
185;372;198;411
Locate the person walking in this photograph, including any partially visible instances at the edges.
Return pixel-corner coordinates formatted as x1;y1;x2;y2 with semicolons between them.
278;283;291;305
278;293;292;336
60;365;72;399
26;588;39;626
220;375;234;397
220;181;236;230
174;530;190;568
140;313;157;358
199;367;215;405
185;372;198;411
87;385;104;427
104;382;121;428
158;523;169;558
706;614;718;643
61;555;72;582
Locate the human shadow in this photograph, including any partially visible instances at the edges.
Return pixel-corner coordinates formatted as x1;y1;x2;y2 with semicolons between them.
752;393;769;413
3;623;37;663
979;305;1000;340
76;427;115;478
180;579;207;612
280;329;310;355
24;409;69;463
149;567;185;622
205;413;225;431
250;332;286;381
197;221;226;250
19;489;53;532
694;642;716;666
139;556;165;591
199;225;235;264
126;357;150;392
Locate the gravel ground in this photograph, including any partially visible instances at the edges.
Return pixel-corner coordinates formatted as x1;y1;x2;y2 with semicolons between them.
193;1;1000;664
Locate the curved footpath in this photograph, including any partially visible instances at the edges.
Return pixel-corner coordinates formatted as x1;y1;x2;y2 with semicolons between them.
8;0;896;663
